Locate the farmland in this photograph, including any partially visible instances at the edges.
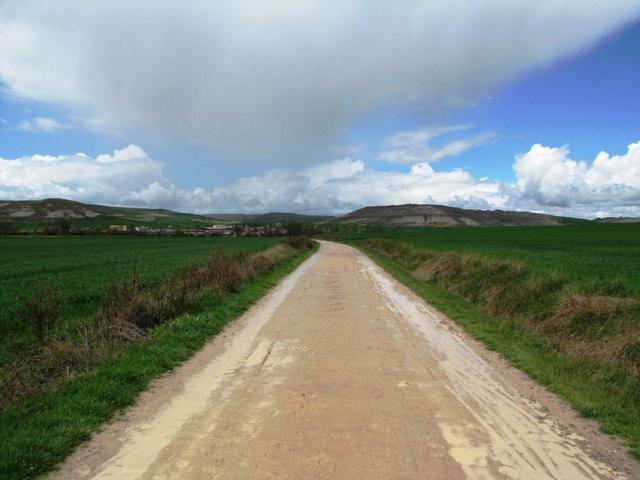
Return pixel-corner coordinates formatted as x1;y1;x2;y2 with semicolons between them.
340;222;640;456
340;223;640;293
0;236;280;357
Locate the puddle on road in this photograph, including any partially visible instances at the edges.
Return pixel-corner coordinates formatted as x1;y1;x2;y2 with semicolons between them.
355;248;625;480
88;250;320;480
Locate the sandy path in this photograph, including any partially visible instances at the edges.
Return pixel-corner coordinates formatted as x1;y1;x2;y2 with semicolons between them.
52;241;640;479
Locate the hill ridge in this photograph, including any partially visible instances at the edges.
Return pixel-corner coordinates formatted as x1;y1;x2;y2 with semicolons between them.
339;203;585;226
0;198;589;228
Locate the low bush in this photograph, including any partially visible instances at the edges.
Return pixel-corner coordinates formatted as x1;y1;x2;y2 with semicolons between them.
19;285;62;345
281;236;314;250
1;242;313;410
362;238;640;378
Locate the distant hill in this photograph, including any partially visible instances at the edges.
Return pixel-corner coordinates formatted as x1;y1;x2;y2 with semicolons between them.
0;198;220;231
594;217;640;224
204;212;334;224
0;198;592;232
339;204;586;227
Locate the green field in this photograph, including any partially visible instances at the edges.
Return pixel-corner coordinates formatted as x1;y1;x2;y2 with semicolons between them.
340;223;640;293
0;236;279;361
340;223;640;456
66;213;218;230
0;198;233;233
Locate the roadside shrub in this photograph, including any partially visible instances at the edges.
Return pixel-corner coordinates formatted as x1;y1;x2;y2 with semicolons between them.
281;236;314;249
3;242;299;408
249;253;274;273
621;340;640;377
103;279;137;319
20;285;62;344
206;249;245;292
263;244;296;263
103;245;289;331
549;295;640;343
582;278;633;297
551;295;639;334
117;294;158;329
488;273;564;319
363;237;640;378
412;250;535;315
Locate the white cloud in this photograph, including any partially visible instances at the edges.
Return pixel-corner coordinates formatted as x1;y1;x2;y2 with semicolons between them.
96;144;148;163
425;133;498;162
0;144;505;214
0;1;637;161
384;125;470;149
0;145;166;205
378;125;496;164
513;142;640;211
2;141;640;219
18;116;70;133
329;144;366;156
209;159;510;215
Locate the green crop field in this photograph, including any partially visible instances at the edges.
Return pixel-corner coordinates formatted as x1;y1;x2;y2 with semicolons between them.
0;198;232;233
0;236;279;361
340;223;640;294
340;222;640;456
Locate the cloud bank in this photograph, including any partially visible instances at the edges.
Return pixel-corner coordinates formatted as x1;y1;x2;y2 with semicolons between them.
512;142;640;216
2;141;639;219
18;117;70;133
378;125;496;165
1;1;638;160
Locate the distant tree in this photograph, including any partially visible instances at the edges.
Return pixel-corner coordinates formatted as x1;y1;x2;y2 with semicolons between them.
41;224;60;235
286;220;304;236
0;221;18;234
20;285;62;345
55;217;72;234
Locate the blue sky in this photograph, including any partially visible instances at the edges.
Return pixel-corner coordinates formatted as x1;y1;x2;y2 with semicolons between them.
348;18;640;182
1;2;639;217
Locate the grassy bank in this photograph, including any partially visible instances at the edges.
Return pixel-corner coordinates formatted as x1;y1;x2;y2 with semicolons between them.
1;236;280;405
345;228;640;458
0;241;317;479
0;236;279;351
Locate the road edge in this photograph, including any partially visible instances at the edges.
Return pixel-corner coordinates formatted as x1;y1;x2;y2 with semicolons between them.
346;241;640;477
0;242;320;480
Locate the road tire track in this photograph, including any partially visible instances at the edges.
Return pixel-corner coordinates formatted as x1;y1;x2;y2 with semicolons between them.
52;241;640;479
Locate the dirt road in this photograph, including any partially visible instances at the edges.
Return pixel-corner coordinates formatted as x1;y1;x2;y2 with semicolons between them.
53;241;639;479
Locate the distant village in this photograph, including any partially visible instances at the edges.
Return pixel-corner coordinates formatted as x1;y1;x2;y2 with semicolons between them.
1;216;319;236
107;223;290;237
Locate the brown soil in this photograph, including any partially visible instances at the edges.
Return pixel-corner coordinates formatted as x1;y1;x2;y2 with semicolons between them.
51;241;640;479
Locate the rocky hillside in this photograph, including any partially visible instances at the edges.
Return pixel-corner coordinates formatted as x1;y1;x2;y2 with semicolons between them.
0;198;589;231
0;198;104;219
339;204;583;227
594;217;640;224
0;198;217;230
204;212;334;224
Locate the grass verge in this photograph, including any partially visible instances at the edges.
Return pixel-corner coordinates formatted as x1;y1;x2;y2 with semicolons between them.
0;242;318;480
352;242;640;459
